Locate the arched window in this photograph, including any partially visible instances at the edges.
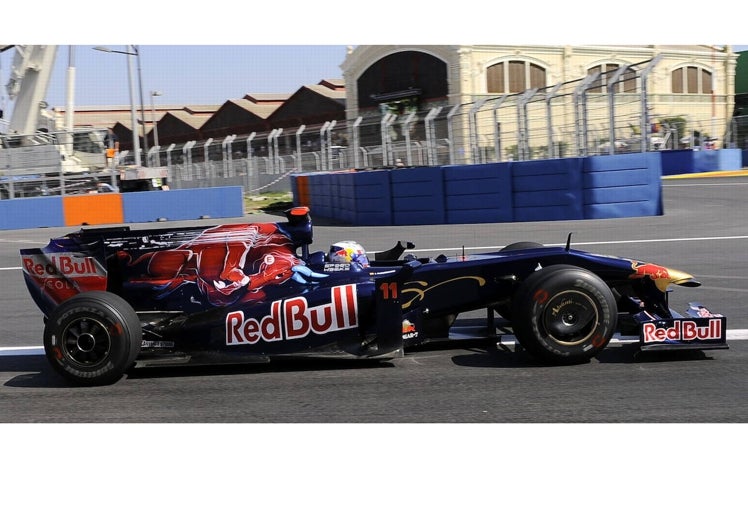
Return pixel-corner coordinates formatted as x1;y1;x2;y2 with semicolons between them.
486;60;546;93
587;63;638;93
671;66;713;94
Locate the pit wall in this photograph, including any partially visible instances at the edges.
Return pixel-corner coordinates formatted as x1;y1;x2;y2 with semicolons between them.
292;150;742;226
0;186;244;230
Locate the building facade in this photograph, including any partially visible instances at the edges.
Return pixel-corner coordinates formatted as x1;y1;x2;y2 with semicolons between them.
341;45;738;149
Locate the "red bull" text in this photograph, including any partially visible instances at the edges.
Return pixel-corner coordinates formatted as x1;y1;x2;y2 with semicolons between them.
225;284;358;346
22;254;104;278
642;319;724;344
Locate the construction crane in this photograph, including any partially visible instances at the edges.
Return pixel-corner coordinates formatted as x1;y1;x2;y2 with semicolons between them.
0;45;117;198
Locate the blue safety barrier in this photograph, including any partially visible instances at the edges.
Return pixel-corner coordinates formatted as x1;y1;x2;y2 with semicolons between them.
121;186;245;223
662;148;742;174
583;152;663;219
391;166;445;225
336;170;392;225
512;158;584;222
443;163;513;224
0;196;65;230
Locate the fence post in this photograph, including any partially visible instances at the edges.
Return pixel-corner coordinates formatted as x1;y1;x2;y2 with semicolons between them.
326;120;336;169
222;134;236;178
319;122;330;171
639;54;662;153
379;113;396;166
469;97;487;164
402;110;417;165
165;143;175;183
491;95;508;162
424;106;443;165
545;84;563;158
295;125;306;172
446;104;461;165
203;138;214;182
517;88;538;161
606;64;632;155
573;72;599;157
351;116;363;169
181;140;196;189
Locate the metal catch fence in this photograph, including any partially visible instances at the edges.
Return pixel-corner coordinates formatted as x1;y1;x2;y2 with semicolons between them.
4;54;741;199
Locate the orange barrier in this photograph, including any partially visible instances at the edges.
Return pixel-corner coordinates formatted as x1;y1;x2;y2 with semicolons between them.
62;193;124;226
294;175;310;207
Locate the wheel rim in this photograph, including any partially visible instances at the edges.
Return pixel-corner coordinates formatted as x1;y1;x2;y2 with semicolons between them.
61;317;112;367
541;290;598;346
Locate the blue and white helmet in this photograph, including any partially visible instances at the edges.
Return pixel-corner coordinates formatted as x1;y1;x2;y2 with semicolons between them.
329;241;370;269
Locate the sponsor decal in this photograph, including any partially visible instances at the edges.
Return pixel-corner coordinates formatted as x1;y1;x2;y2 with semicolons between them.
21;253;107;299
402;320;418;340
22;254;104;278
630;261;670;281
141;340;176;349
226;284;358;346
323;263;351;272
642;318;724;344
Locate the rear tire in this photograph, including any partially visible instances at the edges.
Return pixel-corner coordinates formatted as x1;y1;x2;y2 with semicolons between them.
512;265;617;364
43;291;142;386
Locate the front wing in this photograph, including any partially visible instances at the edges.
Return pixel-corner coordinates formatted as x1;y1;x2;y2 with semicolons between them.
636;303;728;352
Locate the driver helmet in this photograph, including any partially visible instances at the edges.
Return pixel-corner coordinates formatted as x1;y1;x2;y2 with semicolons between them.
329;241;370;269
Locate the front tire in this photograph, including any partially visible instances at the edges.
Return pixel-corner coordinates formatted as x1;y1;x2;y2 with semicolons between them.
512;265;617;364
43;291;142;386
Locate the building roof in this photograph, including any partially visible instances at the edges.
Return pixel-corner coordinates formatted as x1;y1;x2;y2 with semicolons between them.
243;93;291;104
229;99;281;119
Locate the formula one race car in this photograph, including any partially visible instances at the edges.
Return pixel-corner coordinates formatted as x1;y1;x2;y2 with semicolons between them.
20;207;728;386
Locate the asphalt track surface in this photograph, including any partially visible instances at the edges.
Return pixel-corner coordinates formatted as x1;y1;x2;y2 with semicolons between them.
1;176;747;423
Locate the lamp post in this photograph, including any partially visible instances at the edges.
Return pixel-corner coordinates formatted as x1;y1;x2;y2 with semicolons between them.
150;90;162;148
93;45;149;166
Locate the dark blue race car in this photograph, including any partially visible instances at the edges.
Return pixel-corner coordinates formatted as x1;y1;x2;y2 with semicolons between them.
20;207;728;386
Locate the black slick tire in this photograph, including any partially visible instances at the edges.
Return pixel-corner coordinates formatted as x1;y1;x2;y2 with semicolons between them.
43;291;142;386
512;265;617;364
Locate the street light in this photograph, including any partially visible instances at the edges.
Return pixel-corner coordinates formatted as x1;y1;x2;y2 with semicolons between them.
150;90;162;149
93;45;149;166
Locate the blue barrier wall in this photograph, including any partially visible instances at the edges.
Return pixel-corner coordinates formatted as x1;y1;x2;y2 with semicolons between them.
121;186;244;222
661;148;742;174
692;148;742;172
391;166;445;225
293;153;671;226
0;196;65;230
337;170;392;225
512;158;584;222
0;186;245;230
583;152;663;219
443;163;513;224
660;150;694;176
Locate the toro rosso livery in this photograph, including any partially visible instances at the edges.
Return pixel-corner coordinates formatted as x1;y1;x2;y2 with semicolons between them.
20;207;727;385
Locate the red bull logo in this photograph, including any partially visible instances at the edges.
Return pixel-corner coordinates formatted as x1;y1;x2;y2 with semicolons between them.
629;261;696;292
642;318;724;344
226;284;358;346
22;253;104;278
21;253;107;302
630;261;670;281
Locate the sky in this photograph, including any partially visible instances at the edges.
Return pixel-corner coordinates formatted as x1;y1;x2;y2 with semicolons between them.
1;45;351;111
